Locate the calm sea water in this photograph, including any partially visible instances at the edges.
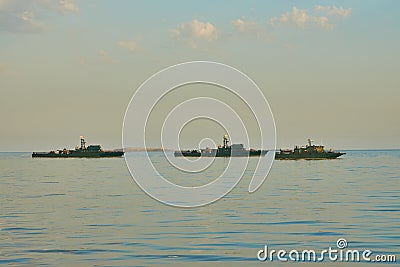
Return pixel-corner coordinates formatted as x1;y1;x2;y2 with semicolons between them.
1;151;399;266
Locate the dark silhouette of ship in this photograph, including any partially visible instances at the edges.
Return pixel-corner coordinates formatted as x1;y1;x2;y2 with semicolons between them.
32;136;124;158
275;139;345;160
174;135;268;157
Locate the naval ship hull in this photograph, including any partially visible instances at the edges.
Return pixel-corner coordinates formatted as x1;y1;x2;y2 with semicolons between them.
275;152;345;160
174;149;268;157
275;139;345;160
32;151;124;158
174;135;268;158
32;136;124;158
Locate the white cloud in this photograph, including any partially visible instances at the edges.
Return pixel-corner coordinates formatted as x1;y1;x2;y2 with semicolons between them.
17;10;47;32
117;40;138;51
232;18;270;40
35;0;79;14
270;6;334;31
58;0;79;13
79;58;88;67
172;19;218;47
98;49;108;58
315;5;352;17
315;5;330;12
314;16;333;31
0;0;79;33
97;49;114;63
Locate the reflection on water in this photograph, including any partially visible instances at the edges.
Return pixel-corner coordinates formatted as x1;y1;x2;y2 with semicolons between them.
0;151;399;266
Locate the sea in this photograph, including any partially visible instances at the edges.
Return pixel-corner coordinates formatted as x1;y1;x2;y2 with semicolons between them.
1;150;399;266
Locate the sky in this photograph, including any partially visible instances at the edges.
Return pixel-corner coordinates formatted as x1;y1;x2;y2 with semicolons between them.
1;0;399;151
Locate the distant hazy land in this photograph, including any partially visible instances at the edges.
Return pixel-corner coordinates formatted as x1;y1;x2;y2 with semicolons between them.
123;147;174;152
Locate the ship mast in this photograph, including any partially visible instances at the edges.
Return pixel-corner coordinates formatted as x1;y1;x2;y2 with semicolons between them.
223;134;229;148
80;136;86;150
307;138;314;147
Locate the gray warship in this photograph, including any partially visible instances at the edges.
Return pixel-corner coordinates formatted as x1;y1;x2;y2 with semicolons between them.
174;135;268;157
32;136;124;158
275;139;345;160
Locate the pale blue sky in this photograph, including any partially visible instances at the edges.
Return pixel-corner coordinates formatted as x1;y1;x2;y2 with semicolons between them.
1;1;399;151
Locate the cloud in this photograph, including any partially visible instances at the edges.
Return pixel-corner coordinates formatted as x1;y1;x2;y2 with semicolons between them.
117;40;139;51
16;10;47;32
232;18;270;40
171;19;218;47
0;0;79;33
97;49;114;63
270;6;335;31
315;5;352;17
58;0;79;13
98;49;108;58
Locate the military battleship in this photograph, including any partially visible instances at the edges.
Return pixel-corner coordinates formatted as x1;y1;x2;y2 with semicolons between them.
174;135;268;157
275;139;345;160
32;136;124;158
